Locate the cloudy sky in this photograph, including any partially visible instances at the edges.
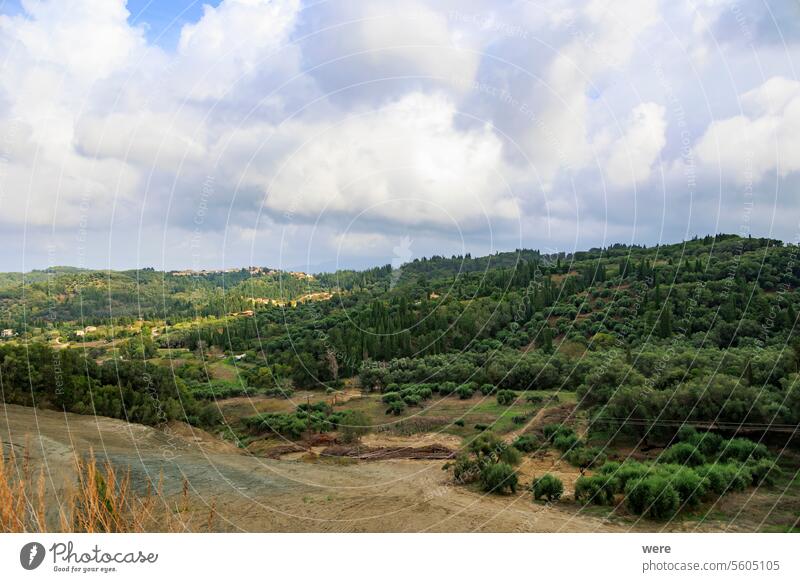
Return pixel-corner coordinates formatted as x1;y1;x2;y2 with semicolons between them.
0;0;798;272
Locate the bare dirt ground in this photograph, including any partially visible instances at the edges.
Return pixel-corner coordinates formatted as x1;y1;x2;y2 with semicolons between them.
1;403;787;532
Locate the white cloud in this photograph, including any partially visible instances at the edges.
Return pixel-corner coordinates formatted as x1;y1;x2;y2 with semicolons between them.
604;102;667;189
1;0;799;270
514;0;660;187
298;0;481;103
0;0;147;227
176;0;301;101
264;92;519;229
697;76;800;184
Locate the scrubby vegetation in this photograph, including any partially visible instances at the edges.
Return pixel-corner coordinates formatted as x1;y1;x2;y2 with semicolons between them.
1;234;799;526
532;474;564;502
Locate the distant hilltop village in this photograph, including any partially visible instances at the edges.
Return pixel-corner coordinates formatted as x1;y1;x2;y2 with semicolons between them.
169;267;315;280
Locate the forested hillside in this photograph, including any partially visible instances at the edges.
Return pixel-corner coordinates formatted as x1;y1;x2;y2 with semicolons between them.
1;234;798;439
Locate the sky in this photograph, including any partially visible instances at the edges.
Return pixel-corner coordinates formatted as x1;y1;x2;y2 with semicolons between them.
0;0;799;273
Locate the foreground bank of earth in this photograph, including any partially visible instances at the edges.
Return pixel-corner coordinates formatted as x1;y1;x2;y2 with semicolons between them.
2;404;796;532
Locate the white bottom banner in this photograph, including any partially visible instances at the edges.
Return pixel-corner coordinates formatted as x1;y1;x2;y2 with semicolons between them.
0;533;796;581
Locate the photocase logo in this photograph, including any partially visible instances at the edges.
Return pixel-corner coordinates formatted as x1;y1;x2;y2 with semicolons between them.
20;542;46;570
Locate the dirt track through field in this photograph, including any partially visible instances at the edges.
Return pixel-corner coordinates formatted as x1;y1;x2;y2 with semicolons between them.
0;403;757;532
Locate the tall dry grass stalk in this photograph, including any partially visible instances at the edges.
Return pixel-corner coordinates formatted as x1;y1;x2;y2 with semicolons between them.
1;438;216;532
0;440;46;532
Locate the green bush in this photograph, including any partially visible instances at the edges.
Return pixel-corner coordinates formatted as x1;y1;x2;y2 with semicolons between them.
382;392;401;404
454;419;465;427
451;454;481;484
597;461;621;475
385;400;406;415
685;431;724;457
662;466;706;508
718;438;771;463
746;459;782;487
676;426;698;442
513;434;540;453
575;475;615;505
661;443;707;467
695;463;750;495
499;444;522;466
612;462;652;493
480;462;518;494
456;385;474;399
480;383;496;395
338;410;371;444
625;476;680;519
553;433;581;452
532;474;564;502
402;393;421;406
566;446;606;470
470;432;521;466
543;424;575;442
496;390;517;405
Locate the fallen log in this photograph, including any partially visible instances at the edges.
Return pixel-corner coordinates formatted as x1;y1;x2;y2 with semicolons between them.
320;444;456;460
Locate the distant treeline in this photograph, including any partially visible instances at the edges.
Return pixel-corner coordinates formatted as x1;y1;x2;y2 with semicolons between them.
0;343;220;427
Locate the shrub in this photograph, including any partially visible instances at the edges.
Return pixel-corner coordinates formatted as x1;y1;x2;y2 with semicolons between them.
676;426;698;442
625;476;679;519
597;461;620;475
718;438;771;463
575;475;615;505
610;461;651;494
695;464;749;495
454;419;465;427
512;415;527;425
532;474;563;502
496;390;517;405
451;454;481;484
747;459;782;487
513;435;540;453
480;462;518;494
243;412;307;438
480;384;496;395
526;394;544;404
402;393;421;406
662;466;706;508
566;446;606;470
543;424;574;443
456;385;474;400
474;423;489;431
470;433;521;466
685;431;724;457
385;401;406;416
382;392;401;404
553;433;581;452
660;443;707;467
499;445;522;466
338;410;371;444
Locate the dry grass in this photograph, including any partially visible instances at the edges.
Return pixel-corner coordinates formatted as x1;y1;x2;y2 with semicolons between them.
1;438;215;533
